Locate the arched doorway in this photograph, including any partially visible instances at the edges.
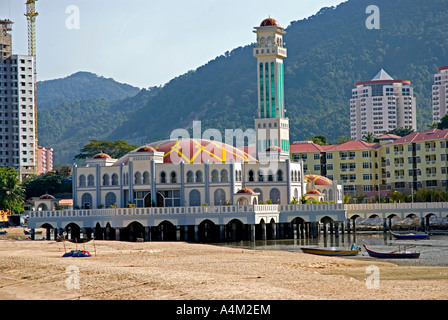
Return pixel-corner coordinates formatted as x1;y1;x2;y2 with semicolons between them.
122;221;145;242
226;219;244;241
157;220;177;241
144;192;164;207
198;219;218;243
65;222;81;241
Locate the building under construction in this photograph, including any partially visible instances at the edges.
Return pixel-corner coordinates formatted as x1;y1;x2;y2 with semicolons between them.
0;18;38;180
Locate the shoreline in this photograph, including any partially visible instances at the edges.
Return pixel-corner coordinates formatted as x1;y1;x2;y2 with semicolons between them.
0;236;448;300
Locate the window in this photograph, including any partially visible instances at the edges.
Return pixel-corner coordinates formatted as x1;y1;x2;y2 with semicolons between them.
211;170;219;182
79;175;86;187
134;172;141;185
187;171;194;183
143;172;150;184
170;171;177;183
160;171;167;183
103;174;110;186
87;174;94;187
196;170;203;183
248;170;254;182
112;173;119;185
162;190;181;207
277;170;283;181
220;170;228;182
314;153;320;160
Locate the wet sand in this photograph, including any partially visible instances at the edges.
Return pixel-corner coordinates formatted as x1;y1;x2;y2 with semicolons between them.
1;228;448;300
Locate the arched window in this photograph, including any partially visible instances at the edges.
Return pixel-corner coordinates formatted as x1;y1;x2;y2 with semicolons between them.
189;189;201;206
134;171;142;185
220;170;228;182
105;192;116;208
253;188;263;203
277;170;283;182
268;170;274;181
87;174;95;187
248;170;254;182
79;174;86;187
112;173;119;185
269;188;281;204
186;171;194;183
143;171;150;184
214;188;226;206
258;170;264;182
81;193;93;209
170;171;177;183
291;171;294;182
103;174;110;186
196;170;203;183
160;171;167;183
211;170;219;182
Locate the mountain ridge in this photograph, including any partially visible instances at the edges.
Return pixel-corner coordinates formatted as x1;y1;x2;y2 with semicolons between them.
36;0;448;165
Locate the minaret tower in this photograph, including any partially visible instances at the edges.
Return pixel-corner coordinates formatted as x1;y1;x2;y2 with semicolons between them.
253;18;289;160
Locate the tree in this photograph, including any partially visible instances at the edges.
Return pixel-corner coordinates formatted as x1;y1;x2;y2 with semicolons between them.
386;127;415;137
308;135;329;145
362;132;375;143
0;168;25;215
22;173;72;199
437;114;448;130
74;139;139;160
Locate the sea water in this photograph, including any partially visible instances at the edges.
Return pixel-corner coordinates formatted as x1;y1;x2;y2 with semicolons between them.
213;232;448;267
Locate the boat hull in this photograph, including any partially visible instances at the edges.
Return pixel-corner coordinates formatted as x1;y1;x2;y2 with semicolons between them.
301;248;359;256
390;231;428;240
363;244;420;259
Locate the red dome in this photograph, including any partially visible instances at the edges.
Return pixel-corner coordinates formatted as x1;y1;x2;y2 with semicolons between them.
92;152;111;159
237;188;255;194
304;174;333;186
114;139;257;165
260;18;280;27
136;145;156;152
39;194;55;200
306;189;321;195
266;146;282;152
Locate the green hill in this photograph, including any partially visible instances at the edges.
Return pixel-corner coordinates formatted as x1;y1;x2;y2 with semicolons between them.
37;0;448;165
36;71;141;109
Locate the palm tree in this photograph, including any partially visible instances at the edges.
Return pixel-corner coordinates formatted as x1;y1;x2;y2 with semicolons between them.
0;168;25;215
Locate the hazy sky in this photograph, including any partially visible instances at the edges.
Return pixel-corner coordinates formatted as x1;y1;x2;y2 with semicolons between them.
1;0;345;88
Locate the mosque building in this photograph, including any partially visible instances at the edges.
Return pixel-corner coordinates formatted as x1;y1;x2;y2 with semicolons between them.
69;18;343;211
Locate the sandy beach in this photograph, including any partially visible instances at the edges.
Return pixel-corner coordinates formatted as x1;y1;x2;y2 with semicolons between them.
1;227;448;301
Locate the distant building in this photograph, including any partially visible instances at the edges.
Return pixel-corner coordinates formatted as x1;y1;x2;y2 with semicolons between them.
350;69;416;140
291;129;448;197
0;19;37;180
432;66;448;123
37;146;53;175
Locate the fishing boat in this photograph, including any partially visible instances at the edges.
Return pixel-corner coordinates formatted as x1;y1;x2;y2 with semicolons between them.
362;244;420;259
390;230;428;240
301;244;360;256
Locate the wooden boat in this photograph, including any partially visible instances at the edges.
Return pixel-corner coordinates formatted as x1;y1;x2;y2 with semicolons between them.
390;230;428;240
301;246;360;257
363;244;420;259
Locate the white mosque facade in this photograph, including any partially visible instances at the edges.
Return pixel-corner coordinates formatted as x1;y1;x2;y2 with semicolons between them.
27;18;345;242
71;18;343;211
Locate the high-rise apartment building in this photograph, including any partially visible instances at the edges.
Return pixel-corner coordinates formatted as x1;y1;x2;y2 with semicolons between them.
432;66;448;123
0;19;36;180
37;146;53;175
350;69;416;140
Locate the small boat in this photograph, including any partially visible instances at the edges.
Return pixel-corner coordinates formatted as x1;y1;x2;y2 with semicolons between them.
363;244;420;259
301;244;360;257
390;230;428;240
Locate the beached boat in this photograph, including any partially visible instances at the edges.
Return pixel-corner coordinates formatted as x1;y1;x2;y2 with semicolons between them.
390;230;428;240
301;245;360;257
363;244;420;259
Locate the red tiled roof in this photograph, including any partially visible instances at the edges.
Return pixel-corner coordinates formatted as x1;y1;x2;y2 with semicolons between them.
386;129;448;145
378;134;401;140
290;142;330;153
325;140;380;151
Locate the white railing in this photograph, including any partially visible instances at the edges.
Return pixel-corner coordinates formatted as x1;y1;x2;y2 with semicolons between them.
345;202;448;211
27;204;282;219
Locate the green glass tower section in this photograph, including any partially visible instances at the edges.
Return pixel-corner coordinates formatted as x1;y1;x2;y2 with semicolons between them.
253;18;289;156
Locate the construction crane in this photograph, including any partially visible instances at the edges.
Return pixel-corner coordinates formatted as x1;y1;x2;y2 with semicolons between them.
25;0;38;175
